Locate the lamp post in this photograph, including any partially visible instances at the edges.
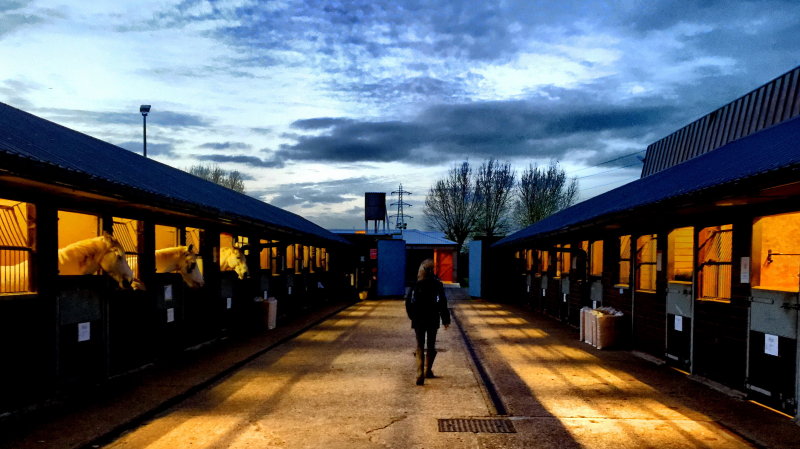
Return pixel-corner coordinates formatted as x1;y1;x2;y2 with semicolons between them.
139;104;151;157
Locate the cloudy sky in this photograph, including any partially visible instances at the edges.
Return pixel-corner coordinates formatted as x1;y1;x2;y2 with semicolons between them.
1;0;798;230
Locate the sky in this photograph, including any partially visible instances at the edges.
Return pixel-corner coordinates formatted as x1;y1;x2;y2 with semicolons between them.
1;0;798;231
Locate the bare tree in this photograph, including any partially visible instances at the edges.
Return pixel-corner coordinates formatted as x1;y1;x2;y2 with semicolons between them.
515;161;578;227
473;158;515;237
424;161;478;252
187;164;246;194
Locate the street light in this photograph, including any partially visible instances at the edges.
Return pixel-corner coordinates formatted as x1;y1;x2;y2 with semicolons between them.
139;104;151;157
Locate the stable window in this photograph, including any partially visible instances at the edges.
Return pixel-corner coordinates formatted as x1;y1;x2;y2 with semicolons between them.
58;211;101;276
698;224;733;302
259;239;271;270
752;212;800;292
317;247;328;271
0;198;35;294
525;249;534;272
113;217;141;279
309;246;318;273
539;250;549;274
555;244;570;278
667;227;693;282
271;244;282;276
220;233;248;273
185;227;204;274
590;240;603;276
636;234;657;292
286;243;302;274
306;245;313;271
617;235;631;287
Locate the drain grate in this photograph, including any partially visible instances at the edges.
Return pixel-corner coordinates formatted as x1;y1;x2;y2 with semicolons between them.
438;418;516;433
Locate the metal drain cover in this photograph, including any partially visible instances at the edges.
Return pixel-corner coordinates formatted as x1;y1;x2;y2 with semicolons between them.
438;418;516;433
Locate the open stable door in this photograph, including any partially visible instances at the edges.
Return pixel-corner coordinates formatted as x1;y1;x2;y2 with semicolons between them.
747;212;800;415
692;224;748;389
665;227;693;371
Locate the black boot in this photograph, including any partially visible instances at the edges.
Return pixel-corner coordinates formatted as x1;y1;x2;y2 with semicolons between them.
415;350;425;385
425;349;437;378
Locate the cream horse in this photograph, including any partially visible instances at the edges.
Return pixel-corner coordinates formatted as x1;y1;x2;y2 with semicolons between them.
155;244;204;288
58;231;145;290
220;243;249;280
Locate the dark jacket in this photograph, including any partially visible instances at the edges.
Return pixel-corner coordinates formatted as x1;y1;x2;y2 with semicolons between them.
406;277;451;329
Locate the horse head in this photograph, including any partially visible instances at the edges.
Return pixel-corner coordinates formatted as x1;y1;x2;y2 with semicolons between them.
98;232;145;290
225;242;250;280
179;244;204;288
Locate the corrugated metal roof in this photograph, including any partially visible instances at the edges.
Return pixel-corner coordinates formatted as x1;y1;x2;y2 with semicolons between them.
0;102;348;245
394;230;457;246
495;115;800;248
329;229;457;246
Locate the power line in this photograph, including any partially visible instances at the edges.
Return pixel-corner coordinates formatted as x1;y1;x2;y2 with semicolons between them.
576;161;642;180
570;149;646;175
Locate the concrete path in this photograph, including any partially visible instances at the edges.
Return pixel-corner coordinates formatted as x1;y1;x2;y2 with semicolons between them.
454;300;776;449
103;300;490;449
98;299;800;449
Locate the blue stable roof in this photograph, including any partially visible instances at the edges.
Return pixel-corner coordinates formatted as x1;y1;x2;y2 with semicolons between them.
0;102;347;246
394;230;456;246
495;115;800;248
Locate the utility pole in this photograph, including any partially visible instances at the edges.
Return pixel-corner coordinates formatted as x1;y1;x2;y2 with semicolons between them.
390;184;412;231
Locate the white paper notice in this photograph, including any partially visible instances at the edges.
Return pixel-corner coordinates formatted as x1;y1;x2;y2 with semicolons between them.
656;251;663;271
226;297;232;309
674;315;683;332
288;286;292;295
765;334;779;356
740;257;750;283
592;301;597;309
164;284;173;300
167;308;175;323
78;322;91;342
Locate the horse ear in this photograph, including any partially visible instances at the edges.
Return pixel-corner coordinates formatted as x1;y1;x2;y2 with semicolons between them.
187;244;194;253
101;231;113;241
234;242;242;249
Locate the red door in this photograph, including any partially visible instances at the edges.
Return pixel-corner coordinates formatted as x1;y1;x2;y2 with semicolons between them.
434;249;454;283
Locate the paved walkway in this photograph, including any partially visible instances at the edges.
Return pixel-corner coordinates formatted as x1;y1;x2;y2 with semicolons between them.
5;299;800;448
455;300;800;448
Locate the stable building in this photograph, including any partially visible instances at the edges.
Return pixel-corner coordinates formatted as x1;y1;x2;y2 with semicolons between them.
332;228;458;298
0;102;351;416
491;65;800;417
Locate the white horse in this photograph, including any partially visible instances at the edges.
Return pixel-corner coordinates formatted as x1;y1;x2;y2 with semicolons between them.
220;243;249;280
58;231;145;290
156;244;204;288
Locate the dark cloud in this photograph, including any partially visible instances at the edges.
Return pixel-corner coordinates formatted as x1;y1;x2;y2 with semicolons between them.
197;141;252;150
275;88;678;167
192;154;284;168
291;117;354;130
278;119;427;163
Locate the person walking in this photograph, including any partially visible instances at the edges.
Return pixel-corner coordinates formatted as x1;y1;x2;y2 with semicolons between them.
405;259;450;386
